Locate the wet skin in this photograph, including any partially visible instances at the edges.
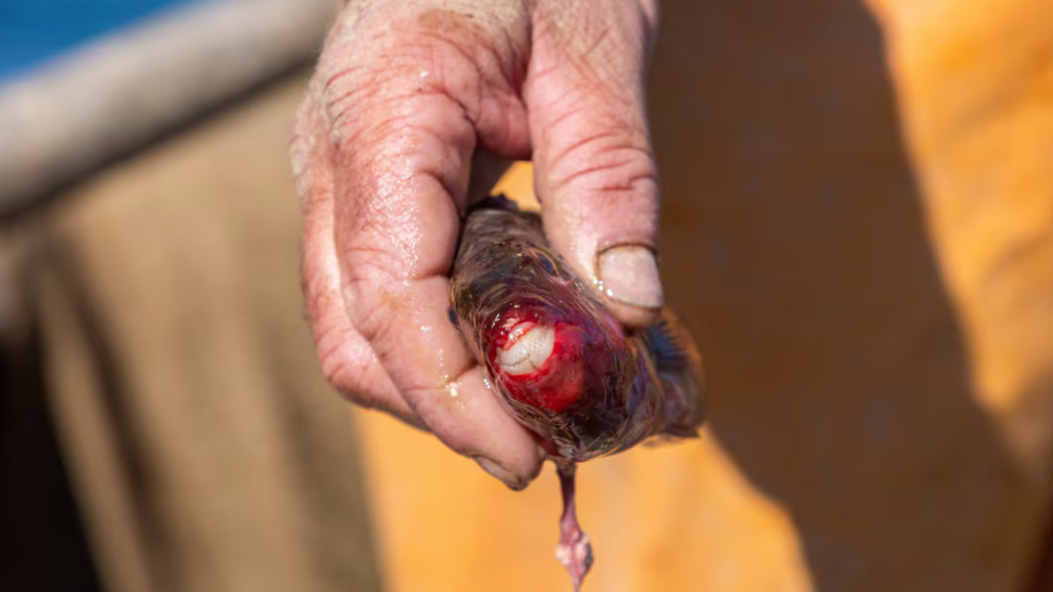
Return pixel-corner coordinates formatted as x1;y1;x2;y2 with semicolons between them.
291;0;665;493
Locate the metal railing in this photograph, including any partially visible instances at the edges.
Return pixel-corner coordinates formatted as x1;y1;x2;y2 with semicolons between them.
0;0;337;219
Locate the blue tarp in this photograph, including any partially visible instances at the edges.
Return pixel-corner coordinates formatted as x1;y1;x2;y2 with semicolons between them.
0;0;188;81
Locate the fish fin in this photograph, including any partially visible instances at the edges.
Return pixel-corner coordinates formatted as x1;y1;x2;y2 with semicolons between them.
645;309;705;382
645;311;693;374
660;423;701;439
467;193;520;214
644;308;707;436
642;426;700;448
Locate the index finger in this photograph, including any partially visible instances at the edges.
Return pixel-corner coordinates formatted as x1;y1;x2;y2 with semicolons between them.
322;46;542;488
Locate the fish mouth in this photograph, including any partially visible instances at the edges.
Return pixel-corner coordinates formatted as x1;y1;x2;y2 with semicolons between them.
496;319;556;377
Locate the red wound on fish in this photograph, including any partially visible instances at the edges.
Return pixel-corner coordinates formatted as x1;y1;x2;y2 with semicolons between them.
488;312;585;414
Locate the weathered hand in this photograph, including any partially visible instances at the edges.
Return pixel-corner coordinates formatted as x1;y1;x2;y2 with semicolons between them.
290;0;661;490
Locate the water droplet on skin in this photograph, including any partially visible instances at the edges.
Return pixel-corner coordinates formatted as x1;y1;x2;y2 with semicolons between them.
445;380;468;412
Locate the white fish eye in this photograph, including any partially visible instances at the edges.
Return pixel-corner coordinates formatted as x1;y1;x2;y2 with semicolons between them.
497;323;556;376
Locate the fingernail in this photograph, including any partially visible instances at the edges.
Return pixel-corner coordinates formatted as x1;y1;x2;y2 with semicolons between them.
597;245;663;309
475;457;527;491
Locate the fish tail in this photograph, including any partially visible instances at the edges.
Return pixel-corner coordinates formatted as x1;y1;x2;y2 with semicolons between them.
645;308;706;437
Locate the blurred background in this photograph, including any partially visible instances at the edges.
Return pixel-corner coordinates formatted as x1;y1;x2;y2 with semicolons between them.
3;0;1053;591
0;0;181;79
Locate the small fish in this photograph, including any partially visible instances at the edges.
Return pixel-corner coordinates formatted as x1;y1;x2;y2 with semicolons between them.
450;196;705;591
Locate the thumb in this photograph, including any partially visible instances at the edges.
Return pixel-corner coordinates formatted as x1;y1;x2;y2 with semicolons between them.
526;0;663;329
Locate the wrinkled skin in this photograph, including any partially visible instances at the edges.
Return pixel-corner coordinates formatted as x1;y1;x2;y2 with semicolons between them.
451;197;704;590
290;0;664;493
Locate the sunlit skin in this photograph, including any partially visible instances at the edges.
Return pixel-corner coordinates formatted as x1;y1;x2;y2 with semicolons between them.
290;0;664;493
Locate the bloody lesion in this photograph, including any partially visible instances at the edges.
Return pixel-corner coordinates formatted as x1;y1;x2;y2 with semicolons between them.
490;311;587;414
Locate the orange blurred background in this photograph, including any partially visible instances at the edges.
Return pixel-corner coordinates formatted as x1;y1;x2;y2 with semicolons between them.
3;1;1053;591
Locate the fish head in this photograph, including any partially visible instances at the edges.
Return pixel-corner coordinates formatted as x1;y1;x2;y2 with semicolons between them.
452;208;648;460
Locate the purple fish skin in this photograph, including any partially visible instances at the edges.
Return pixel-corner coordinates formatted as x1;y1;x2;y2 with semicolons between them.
449;196;705;591
449;196;705;462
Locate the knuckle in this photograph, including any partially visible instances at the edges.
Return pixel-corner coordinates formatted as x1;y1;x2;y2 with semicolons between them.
321;355;367;403
316;336;360;393
345;274;402;348
309;317;350;380
289;96;328;209
301;271;337;325
316;8;524;145
534;3;649;85
314;329;385;409
321;66;397;130
551;139;657;197
299;268;388;408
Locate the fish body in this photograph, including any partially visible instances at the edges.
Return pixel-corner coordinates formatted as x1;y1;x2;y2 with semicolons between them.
449;196;704;591
450;197;703;462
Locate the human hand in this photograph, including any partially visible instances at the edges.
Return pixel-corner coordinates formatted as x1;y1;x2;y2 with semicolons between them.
290;0;662;490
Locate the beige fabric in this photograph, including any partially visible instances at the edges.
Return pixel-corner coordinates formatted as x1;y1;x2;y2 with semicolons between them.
28;74;382;592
